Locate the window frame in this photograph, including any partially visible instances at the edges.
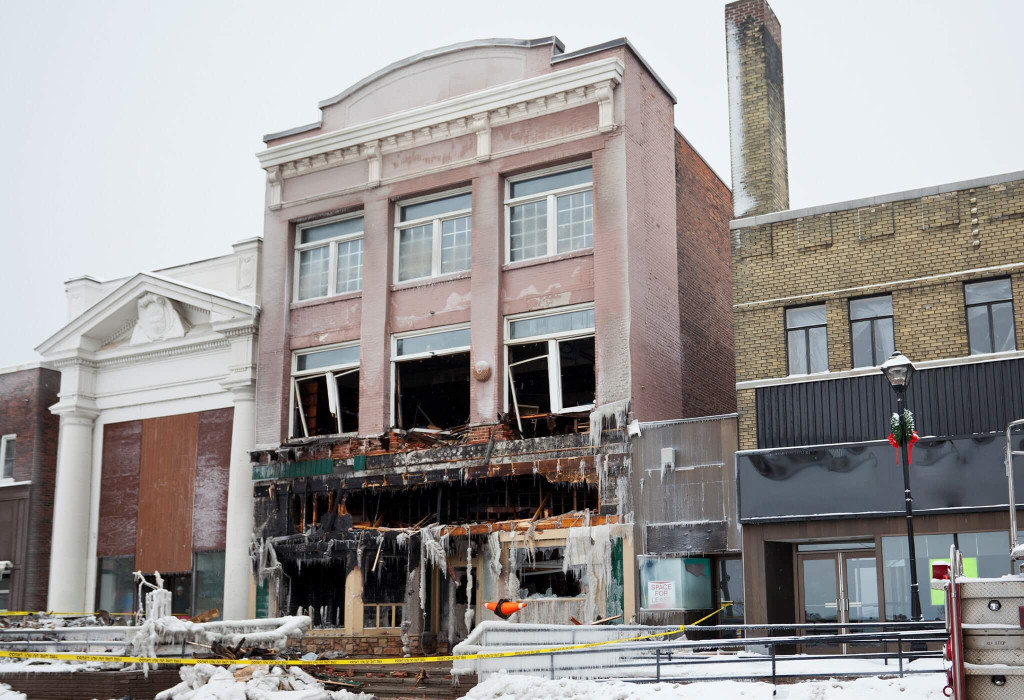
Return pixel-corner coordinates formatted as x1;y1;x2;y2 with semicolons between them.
964;277;1017;356
289;341;361;440
0;563;10;612
293;212;365;303
0;434;14;481
503;304;596;422
390;323;472;428
848;294;895;368
504;161;594;265
393;187;473;284
785;303;829;376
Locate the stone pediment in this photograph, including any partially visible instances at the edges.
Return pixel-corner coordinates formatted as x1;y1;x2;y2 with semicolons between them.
36;272;258;359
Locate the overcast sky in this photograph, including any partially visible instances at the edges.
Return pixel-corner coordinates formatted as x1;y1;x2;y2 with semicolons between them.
1;0;1022;368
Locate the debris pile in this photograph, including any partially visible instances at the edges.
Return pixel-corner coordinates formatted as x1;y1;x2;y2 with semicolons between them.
154;664;372;700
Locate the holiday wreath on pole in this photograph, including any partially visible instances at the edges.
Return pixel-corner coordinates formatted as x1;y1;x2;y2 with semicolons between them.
887;409;920;463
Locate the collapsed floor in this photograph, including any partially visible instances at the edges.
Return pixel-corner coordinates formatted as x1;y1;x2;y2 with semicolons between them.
251;427;635;653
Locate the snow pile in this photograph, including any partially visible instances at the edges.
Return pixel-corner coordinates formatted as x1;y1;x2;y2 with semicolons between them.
155;664;372;700
461;673;948;700
0;683;26;700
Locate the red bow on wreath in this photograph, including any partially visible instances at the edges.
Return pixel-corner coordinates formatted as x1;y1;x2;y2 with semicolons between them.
887;430;919;464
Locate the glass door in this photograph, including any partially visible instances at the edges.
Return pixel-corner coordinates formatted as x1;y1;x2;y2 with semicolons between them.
798;549;880;654
842;553;880;654
798;554;842;654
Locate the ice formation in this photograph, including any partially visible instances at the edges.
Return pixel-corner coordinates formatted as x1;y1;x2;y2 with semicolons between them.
588;400;629;447
155;664;371;700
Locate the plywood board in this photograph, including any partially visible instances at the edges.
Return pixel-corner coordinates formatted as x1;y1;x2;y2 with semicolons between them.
136;413;198;573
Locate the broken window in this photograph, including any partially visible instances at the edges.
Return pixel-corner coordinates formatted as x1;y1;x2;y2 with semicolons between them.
395;190;472;282
505;307;595;432
0;563;10;611
362;553;407;629
96;556;135;613
139;572;192;616
282;558;347;628
291;343;360;438
392;326;470;431
515;547;582;599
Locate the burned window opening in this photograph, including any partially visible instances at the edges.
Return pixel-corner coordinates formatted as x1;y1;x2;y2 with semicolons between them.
505;308;595;433
291;491;336;534
293;370;360;438
361;550;408;629
395;352;470;431
343;475;598;528
281;558;347;628
514;546;583;598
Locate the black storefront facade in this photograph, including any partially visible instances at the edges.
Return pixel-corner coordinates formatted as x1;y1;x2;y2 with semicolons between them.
737;355;1024;627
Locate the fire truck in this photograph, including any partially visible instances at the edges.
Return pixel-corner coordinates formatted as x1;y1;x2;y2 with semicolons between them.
937;418;1024;698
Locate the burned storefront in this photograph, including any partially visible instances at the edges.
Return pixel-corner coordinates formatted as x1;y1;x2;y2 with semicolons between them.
250;419;636;656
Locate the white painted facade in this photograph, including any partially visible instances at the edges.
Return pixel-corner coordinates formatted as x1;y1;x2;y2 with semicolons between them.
35;238;261;618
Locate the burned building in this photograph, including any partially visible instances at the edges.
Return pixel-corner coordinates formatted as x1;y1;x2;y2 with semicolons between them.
251;37;734;655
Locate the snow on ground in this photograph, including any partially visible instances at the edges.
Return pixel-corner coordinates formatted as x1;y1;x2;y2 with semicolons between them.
0;659;117;673
154;664;372;700
461;673;948;700
0;683;26;700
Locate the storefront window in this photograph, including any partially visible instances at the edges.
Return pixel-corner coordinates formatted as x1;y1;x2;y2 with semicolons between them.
193;552;225;620
883;531;1010;621
639;556;712;611
96;556;135;613
717;558;744;624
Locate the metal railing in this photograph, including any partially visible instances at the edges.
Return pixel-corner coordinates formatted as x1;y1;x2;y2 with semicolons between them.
458;622;947;686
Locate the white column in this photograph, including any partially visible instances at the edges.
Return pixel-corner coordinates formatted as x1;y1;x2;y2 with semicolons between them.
222;384;256;619
47;408;98;613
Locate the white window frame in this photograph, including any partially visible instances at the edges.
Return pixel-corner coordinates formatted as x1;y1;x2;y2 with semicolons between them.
0;435;14;481
390;323;472;428
293;212;364;303
289;342;360;440
503;304;596;429
504;161;594;265
393;188;472;284
0;561;10;612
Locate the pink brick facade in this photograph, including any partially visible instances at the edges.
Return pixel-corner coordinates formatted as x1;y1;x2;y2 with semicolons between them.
254;39;734;447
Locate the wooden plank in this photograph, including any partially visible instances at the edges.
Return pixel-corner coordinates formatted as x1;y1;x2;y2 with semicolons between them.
97;421;142;557
136;413;199;573
192;408;233;551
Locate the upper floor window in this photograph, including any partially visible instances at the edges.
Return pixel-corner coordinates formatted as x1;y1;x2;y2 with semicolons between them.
294;215;364;302
392;325;471;431
505;164;593;263
850;295;895;368
505;306;596;426
0;435;14;480
786;304;828;375
965;278;1016;355
395;190;472;282
291;343;360;438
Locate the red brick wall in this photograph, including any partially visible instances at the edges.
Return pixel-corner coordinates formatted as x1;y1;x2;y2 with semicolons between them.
0;366;60;612
675;132;737;417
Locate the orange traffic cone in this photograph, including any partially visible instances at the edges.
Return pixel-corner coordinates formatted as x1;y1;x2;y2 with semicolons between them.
485;600;527;620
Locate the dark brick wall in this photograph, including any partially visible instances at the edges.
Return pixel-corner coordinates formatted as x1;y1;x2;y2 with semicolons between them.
675;131;737;417
0;669;182;700
0;366;60;612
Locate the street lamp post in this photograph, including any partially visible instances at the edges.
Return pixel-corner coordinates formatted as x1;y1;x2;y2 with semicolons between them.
881;350;923;622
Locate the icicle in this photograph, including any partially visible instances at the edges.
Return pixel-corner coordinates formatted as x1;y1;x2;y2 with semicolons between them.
588;399;629;447
464;540;475;633
487;532;502;577
446;574;457;644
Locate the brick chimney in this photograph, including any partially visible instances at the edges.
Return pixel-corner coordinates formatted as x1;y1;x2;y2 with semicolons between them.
725;0;790;218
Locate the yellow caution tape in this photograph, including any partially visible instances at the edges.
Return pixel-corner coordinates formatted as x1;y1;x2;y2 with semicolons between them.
0;604;730;667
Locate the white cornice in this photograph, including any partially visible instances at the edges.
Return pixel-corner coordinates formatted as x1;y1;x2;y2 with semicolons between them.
736;349;1024;390
255;58;624;173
